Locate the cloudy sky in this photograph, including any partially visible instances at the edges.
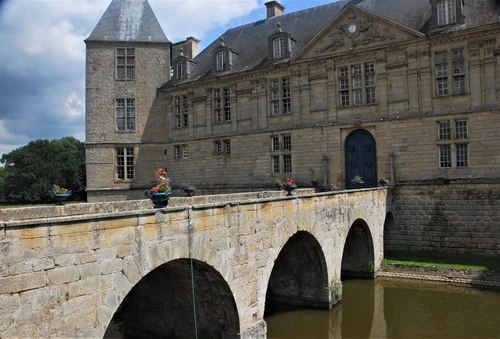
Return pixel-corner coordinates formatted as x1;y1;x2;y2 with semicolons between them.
0;0;333;160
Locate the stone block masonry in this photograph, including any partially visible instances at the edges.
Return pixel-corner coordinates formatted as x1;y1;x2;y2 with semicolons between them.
385;182;500;256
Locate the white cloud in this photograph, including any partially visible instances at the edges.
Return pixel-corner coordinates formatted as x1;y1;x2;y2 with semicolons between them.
1;0;308;159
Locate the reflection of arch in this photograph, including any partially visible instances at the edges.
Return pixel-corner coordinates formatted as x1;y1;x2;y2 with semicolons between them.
341;219;374;279
344;129;377;189
104;259;240;338
383;211;395;253
265;231;329;317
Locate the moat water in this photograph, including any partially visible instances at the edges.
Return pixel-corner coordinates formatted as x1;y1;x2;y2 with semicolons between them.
265;278;500;338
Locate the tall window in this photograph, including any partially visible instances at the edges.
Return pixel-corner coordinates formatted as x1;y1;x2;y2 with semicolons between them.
435;48;465;96
437;0;456;26
174;144;188;159
270;77;291;115
215;51;226;72
116;147;135;180
437;119;468;168
270;134;292;174
116;48;135;80
116;98;135;131
214;87;231;123
176;60;185;80
215;139;231;156
339;63;376;107
174;95;189;128
272;37;285;59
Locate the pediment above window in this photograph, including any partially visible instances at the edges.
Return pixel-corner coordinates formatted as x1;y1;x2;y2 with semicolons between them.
297;6;425;60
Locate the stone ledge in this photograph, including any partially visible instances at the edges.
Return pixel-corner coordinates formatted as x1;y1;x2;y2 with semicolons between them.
378;264;500;289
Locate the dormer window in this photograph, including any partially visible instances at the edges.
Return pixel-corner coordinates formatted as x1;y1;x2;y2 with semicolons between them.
212;38;234;73
437;0;457;26
176;60;186;80
172;47;195;81
268;23;293;61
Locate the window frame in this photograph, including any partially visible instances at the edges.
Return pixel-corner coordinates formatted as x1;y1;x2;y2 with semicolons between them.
174;95;189;128
434;47;466;97
115;98;136;132
115;146;135;180
214;87;231;123
437;119;469;168
269;76;291;116
270;134;292;174
116;48;135;80
338;62;376;107
437;0;457;26
174;144;188;160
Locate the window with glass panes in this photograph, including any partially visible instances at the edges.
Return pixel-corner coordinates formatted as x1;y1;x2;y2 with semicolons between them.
115;98;135;131
338;63;376;107
270;77;291;115
116;147;135;180
174;95;189;128
273;37;285;59
214;139;231;156
174;144;188;159
176;60;185;80
215;51;226;72
214;87;231;123
437;119;468;168
437;0;456;26
435;48;465;96
270;134;292;174
116;48;135;80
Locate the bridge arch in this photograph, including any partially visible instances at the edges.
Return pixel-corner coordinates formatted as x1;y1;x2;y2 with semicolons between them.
264;231;330;317
103;258;240;338
341;218;375;279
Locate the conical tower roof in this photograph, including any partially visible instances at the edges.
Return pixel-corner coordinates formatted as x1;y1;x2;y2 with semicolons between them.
85;0;170;43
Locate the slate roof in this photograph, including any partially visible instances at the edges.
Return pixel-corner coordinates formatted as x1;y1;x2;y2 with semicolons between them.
85;0;169;43
156;0;500;87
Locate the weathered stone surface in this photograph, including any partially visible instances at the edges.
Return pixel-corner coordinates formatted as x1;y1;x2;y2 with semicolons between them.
0;189;387;337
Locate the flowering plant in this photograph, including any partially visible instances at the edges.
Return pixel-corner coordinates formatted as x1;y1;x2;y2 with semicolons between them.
150;181;171;193
53;184;70;194
275;177;296;188
350;175;364;184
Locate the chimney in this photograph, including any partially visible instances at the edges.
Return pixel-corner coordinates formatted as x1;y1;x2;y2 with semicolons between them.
265;1;285;18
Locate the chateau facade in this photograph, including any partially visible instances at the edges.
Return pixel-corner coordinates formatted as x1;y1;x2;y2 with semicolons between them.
85;0;499;256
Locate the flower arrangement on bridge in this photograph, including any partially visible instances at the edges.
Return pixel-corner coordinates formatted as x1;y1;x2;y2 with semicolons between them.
52;184;70;195
350;175;364;184
274;177;297;189
150;181;171;193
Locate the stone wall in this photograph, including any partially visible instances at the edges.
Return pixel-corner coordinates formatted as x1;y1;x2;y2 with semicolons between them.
385;182;500;256
0;188;388;338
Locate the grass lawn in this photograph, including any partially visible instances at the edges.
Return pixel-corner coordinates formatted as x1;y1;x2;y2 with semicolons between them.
383;250;500;272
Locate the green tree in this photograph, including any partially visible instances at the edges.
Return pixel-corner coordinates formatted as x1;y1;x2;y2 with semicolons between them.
0;137;86;204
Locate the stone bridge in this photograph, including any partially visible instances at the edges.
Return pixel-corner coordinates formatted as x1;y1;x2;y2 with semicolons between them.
0;188;391;338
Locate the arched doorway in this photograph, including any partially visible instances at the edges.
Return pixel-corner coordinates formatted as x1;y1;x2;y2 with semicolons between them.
344;129;377;189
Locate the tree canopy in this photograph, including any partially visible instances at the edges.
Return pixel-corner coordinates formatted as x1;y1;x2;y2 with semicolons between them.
0;137;86;204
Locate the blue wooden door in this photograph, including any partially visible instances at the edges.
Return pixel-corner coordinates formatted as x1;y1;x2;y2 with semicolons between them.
344;129;377;189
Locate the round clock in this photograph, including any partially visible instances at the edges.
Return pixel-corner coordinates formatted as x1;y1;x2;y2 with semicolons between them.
348;24;357;34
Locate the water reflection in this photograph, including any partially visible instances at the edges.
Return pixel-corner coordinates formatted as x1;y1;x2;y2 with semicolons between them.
266;278;500;338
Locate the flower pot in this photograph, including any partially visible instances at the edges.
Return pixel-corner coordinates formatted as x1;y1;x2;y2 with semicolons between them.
54;193;71;205
50;191;72;205
144;189;171;208
183;186;196;197
284;184;297;196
